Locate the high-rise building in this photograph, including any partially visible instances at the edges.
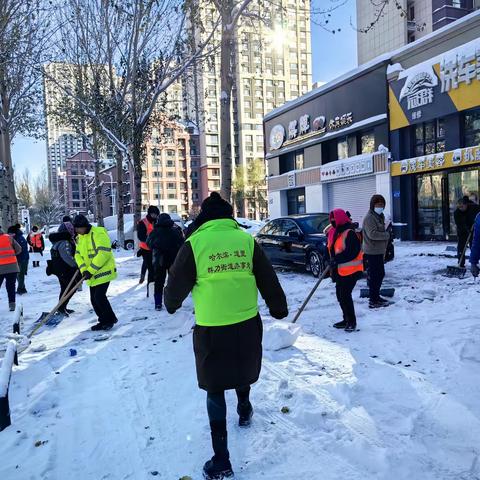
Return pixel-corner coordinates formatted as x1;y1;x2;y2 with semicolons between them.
356;0;480;65
43;63;85;196
186;1;312;219
140;119;200;217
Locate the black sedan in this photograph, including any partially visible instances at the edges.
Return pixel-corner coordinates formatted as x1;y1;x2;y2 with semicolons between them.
256;213;331;277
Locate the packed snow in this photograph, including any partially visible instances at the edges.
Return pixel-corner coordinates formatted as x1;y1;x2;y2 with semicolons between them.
0;242;480;479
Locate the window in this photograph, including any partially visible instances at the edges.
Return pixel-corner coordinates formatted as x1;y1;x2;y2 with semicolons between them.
464;109;480;147
167;182;176;190
360;131;375;154
337;137;348;160
295;150;304;170
415;119;445;156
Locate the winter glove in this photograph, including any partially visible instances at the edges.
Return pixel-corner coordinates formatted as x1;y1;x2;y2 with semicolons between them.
328;258;337;269
136;249;143;258
83;271;93;280
270;308;288;320
471;264;480;278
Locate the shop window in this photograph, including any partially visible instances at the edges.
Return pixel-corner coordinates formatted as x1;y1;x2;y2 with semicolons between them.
464;109;480;147
287;187;306;215
414;119;445;156
295;151;304;170
360;131;375;154
337;137;348;160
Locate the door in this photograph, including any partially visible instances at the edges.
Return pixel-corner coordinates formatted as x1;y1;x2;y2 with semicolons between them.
255;219;283;264
327;176;377;225
277;219;305;266
447;169;479;239
416;173;444;240
287;188;306;215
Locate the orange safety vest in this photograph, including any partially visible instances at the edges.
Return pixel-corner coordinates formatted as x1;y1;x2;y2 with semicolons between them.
139;218;154;251
0;234;17;266
31;233;43;249
329;229;364;277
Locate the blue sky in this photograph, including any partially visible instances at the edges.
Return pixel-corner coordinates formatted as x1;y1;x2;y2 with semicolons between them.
11;1;358;181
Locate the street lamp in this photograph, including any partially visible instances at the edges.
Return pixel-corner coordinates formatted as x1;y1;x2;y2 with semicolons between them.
105;171;116;216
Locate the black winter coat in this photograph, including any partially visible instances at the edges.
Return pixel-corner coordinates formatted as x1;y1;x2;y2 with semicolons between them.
146;218;184;271
165;237;288;392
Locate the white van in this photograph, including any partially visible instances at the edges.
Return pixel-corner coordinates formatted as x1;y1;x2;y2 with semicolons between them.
104;213;185;250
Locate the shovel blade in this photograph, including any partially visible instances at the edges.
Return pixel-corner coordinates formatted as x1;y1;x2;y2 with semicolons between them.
446;265;467;278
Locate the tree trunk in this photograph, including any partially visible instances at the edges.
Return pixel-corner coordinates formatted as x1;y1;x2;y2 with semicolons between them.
92;133;104;227
116;150;125;249
219;5;234;203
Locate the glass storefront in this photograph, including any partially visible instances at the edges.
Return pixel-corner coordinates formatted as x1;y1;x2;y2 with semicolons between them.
416;168;480;240
287;187;306;215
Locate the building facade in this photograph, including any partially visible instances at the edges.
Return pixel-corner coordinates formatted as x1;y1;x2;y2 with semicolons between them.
264;62;391;224
140;120;200;218
43;64;85;196
64;151;96;216
356;0;479;65
389;12;480;240
187;1;312;219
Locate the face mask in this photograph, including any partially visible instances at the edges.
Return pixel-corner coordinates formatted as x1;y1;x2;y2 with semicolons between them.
374;207;384;215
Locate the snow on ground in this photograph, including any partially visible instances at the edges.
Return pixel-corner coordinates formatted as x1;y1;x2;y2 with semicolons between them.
0;242;480;480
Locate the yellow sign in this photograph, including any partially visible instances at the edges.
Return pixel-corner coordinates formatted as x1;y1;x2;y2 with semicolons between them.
391;145;480;176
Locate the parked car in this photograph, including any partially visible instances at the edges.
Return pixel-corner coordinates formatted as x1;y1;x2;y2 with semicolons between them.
256;213;331;277
105;213;185;250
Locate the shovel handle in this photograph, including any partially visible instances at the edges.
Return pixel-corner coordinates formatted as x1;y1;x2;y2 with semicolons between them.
458;227;474;267
28;277;84;339
292;266;331;324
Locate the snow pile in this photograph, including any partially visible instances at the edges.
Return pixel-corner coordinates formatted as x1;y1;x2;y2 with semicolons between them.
0;340;16;397
1;243;480;479
263;320;300;351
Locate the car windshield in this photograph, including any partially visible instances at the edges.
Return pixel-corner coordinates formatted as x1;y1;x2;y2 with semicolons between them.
296;214;330;234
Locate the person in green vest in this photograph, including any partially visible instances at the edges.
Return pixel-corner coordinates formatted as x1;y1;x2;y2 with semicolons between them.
165;192;288;480
73;214;118;331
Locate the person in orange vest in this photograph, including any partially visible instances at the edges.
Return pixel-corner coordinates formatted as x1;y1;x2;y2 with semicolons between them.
137;206;159;284
0;226;22;311
27;225;45;268
327;208;364;333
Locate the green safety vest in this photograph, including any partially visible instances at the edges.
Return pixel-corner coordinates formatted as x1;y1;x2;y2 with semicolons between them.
75;226;117;287
188;218;258;327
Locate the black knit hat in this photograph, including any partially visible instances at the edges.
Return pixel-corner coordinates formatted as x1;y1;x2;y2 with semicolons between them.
201;192;234;218
73;214;90;228
147;205;160;216
63;215;72;223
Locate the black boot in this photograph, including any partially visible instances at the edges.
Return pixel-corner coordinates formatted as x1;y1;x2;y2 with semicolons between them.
333;320;347;329
237;400;253;427
203;421;234;480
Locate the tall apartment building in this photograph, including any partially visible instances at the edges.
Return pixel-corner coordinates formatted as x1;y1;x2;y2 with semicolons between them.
186;1;312;219
43;63;85;196
356;0;480;65
140;119;200;218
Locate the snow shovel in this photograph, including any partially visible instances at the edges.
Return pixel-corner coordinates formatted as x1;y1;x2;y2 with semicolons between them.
360;287;395;298
28;275;84;339
292;266;331;324
446;227;473;278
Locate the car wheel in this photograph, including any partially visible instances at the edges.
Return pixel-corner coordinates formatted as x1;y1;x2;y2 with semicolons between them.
308;251;324;278
125;240;134;251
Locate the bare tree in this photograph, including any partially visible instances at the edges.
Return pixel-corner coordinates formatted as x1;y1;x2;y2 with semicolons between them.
0;0;51;227
15;168;34;209
32;170;64;227
43;0;220;247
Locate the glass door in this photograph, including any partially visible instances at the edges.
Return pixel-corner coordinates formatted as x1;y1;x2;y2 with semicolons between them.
447;169;479;238
417;173;445;240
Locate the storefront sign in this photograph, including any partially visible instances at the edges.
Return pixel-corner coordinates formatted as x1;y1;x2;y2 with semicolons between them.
269;124;286;150
328;112;353;130
320;154;374;182
287;172;296;188
389;38;480;130
391;145;480;176
269;112;354;150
